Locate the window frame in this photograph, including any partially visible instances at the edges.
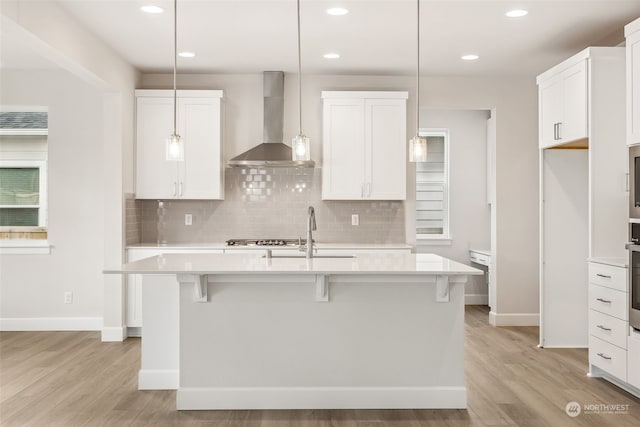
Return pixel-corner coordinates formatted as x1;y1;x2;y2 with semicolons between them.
415;128;451;243
0;159;48;229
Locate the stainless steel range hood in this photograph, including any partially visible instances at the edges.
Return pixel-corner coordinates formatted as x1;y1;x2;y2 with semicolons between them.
228;71;315;168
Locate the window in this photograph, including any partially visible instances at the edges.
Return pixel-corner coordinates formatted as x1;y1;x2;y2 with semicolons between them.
0;109;49;251
416;129;450;241
0;161;47;227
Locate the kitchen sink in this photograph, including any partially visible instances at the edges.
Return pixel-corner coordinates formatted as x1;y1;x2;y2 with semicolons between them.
262;255;356;259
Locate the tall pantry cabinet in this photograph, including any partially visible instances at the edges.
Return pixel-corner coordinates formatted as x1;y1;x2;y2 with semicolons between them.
135;90;224;200
538;47;627;348
627;18;640;146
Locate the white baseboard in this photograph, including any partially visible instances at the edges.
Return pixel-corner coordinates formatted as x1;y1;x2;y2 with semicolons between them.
139;369;179;390
176;386;467;410
0;317;102;331
465;294;488;305
101;326;127;342
489;311;539;327
127;327;142;338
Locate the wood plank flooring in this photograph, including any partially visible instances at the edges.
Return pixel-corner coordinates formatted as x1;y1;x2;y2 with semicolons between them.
1;306;639;426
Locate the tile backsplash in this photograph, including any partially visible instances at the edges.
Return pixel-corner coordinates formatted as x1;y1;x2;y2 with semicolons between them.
136;168;405;244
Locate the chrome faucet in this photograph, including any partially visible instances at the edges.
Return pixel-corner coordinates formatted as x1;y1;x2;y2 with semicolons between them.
305;206;317;258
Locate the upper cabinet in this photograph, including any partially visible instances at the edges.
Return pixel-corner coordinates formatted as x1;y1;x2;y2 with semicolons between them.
321;91;407;200
538;61;587;148
627;18;640;146
135;90;224;200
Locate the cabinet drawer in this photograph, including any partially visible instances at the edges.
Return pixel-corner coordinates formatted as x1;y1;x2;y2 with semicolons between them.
469;251;490;266
589;284;628;321
590;336;627;381
589;309;628;349
588;263;627;292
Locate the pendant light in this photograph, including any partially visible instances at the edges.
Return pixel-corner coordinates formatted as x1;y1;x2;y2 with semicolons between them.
166;0;184;161
409;0;427;162
291;0;310;161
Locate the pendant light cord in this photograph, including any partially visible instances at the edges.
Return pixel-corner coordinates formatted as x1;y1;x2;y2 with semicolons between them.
297;0;302;135
173;0;178;135
416;0;420;136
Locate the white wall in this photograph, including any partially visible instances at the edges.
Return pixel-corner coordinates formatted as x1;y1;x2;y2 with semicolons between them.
1;1;139;338
416;109;491;303
0;70;104;328
142;73;540;324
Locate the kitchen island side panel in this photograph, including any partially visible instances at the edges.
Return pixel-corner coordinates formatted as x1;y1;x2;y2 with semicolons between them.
177;274;466;409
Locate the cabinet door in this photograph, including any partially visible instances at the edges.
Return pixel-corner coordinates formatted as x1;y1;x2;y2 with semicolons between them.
136;96;179;199
178;97;223;199
539;77;563;148
561;61;588;143
322;99;366;199
366;99;406;200
629;33;640;146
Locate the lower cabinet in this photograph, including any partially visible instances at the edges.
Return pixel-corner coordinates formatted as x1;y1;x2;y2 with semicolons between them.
587;261;638;395
629;329;640;389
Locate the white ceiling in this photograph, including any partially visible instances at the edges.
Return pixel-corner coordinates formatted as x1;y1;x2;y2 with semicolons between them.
4;0;640;76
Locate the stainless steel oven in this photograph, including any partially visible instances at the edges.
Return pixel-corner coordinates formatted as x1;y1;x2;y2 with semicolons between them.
629;243;640;330
630;145;640;219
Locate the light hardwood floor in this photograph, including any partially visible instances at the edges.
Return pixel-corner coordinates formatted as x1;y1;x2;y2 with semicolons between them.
1;306;638;426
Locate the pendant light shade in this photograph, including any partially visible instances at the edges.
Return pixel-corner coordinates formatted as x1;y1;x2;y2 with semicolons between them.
166;0;184;161
292;0;311;161
409;0;427;163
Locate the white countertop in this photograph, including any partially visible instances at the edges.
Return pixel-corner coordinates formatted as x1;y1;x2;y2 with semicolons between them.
106;253;482;276
469;248;491;257
127;242;412;251
587;257;628;268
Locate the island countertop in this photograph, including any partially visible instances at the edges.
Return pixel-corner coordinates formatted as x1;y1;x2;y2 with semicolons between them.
105;252;483;276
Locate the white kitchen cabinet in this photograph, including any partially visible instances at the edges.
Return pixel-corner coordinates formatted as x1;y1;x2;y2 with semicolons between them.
321;91;407;200
539;47;627;348
588;261;629;384
627;18;640;146
135;90;224;200
538;60;587;148
628;329;640;389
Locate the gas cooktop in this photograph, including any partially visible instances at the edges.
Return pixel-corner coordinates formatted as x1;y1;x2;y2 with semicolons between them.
226;239;311;247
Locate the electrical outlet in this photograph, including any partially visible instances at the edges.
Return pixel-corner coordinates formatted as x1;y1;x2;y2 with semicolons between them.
185;214;193;226
64;292;73;304
351;214;359;226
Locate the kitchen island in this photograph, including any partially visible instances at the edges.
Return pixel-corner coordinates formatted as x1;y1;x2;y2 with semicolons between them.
106;252;481;410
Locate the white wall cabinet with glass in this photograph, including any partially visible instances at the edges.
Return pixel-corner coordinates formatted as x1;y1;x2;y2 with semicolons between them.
539;47;627;348
627;17;640;146
135;90;224;200
321;91;407;200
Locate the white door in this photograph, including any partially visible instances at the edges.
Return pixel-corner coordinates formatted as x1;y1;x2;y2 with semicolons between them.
179;97;223;199
322;98;366;199
629;34;640;145
366;99;406;200
561;61;588;143
136;96;179;199
539;78;563;148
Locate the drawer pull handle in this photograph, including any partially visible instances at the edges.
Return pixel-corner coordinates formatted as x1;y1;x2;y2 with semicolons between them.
596;298;612;304
597;325;612;331
597;352;612;360
596;274;611;279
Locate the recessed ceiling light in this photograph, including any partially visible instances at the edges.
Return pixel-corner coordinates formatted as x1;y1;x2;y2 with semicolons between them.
323;53;340;59
140;5;164;14
461;54;479;61
326;7;349;16
506;9;528;18
178;52;196;58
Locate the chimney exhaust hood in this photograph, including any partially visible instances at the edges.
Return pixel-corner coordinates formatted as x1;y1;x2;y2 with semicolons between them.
228;71;315;168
